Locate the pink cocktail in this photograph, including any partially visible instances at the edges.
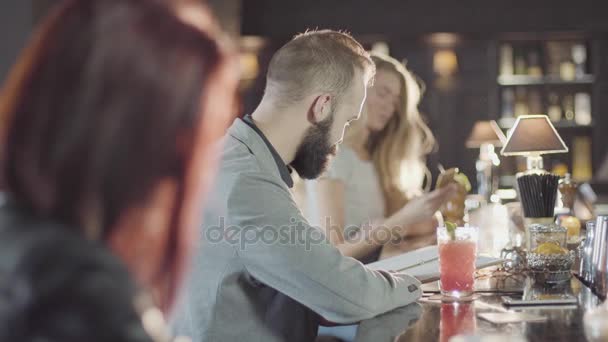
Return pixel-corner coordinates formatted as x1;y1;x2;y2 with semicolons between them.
437;226;478;298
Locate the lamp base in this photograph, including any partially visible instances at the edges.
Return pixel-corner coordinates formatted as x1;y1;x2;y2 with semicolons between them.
526;155;544;172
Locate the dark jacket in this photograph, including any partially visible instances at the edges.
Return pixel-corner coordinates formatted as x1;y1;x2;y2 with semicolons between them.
0;199;153;342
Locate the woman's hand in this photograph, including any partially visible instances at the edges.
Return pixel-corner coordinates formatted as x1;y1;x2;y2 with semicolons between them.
391;184;457;238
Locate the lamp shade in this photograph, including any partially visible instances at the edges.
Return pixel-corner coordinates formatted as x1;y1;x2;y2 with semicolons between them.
466;120;507;148
500;115;569;156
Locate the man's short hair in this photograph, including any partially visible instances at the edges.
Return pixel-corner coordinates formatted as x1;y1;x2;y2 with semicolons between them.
264;29;375;107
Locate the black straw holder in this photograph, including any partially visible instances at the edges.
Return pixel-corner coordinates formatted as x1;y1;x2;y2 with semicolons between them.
517;173;560;218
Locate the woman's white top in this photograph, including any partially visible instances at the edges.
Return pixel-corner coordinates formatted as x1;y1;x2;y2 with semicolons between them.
305;146;386;232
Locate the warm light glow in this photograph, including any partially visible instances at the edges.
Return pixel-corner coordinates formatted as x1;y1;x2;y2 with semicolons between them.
240;36;266;51
433;50;458;77
239;52;259;80
371;41;390;55
427;33;462;47
466;120;507;148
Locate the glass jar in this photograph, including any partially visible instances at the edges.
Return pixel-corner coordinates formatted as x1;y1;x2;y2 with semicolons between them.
528;223;567;251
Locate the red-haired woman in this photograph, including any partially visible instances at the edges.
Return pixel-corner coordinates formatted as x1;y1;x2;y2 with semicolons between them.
0;0;238;340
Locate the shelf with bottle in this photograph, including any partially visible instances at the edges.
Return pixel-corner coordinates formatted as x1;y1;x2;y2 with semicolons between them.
494;36;599;190
499;87;592;129
498;40;591;86
497;74;595;86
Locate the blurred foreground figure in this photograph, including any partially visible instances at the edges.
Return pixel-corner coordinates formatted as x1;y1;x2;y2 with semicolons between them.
0;0;238;340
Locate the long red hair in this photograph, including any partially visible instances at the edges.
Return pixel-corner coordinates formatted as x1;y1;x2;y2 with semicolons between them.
0;0;237;313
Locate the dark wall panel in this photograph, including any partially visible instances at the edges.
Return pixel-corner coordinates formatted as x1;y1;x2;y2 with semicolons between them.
243;0;608;37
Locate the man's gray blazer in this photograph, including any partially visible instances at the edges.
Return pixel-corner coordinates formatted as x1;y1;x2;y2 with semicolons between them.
170;118;422;342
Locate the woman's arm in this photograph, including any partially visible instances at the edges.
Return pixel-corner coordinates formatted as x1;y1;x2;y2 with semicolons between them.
315;178;382;259
315;179;457;260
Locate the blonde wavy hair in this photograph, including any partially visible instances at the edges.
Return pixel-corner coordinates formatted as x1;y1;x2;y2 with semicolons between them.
345;53;435;216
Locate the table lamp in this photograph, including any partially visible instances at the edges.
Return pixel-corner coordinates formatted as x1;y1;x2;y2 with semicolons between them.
500;115;568;172
466;120;506;201
500;115;569;227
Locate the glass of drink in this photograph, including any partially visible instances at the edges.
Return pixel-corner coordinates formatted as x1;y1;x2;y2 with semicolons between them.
438;226;478;299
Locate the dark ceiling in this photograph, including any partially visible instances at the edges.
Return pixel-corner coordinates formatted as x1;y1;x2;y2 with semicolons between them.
242;0;608;37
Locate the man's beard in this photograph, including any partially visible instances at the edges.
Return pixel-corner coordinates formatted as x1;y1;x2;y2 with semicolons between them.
290;114;337;180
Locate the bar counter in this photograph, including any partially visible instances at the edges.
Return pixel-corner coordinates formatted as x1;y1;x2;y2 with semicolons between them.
351;275;599;341
347;204;604;342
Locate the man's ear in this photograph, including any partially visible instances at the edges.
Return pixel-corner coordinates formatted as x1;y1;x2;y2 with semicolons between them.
307;94;332;125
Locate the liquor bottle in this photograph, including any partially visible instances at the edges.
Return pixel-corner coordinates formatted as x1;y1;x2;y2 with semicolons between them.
499;44;514;76
547;92;562;122
514;87;529;117
560;60;576;81
563;94;575;121
514;48;527;75
528;89;543;114
572;137;592;181
559;173;577;215
575;92;592;125
527;50;543;76
572;44;587;77
501;88;515;118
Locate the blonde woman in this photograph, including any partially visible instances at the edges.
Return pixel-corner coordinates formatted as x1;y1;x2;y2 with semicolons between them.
308;53;456;262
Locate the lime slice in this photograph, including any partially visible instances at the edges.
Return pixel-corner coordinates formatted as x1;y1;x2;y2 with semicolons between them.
454;173;472;192
445;221;457;241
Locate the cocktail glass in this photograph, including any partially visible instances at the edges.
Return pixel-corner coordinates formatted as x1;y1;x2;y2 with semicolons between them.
438;226;478;299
